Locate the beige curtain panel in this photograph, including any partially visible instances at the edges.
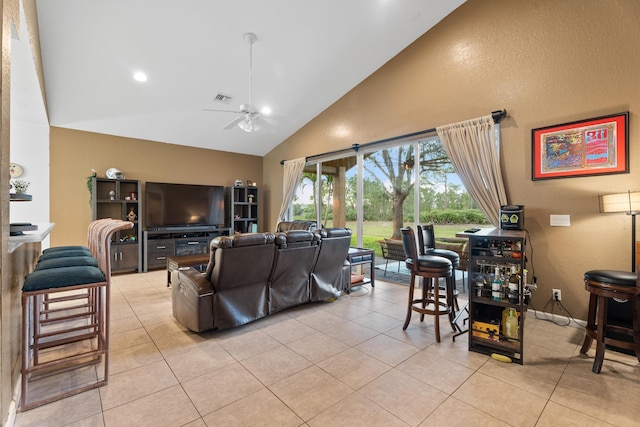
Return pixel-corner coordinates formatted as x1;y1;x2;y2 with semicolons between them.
436;115;508;226
277;157;307;226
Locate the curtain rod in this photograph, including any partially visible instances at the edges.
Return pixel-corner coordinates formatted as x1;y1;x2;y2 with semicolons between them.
280;109;506;165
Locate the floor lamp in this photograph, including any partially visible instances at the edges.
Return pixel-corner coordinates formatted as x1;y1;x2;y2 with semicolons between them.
599;190;640;272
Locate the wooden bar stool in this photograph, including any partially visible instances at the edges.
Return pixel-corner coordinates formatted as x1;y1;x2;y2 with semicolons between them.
417;224;460;311
20;219;132;411
401;227;454;342
580;269;640;373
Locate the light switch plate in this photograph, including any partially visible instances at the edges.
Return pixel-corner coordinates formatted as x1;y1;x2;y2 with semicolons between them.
550;214;570;226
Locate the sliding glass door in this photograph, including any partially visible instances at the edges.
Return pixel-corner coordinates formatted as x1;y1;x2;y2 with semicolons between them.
290;134;487;251
292;155;358;242
361;144;415;242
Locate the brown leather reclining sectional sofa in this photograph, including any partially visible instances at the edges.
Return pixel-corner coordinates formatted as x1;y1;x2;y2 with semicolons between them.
172;226;352;332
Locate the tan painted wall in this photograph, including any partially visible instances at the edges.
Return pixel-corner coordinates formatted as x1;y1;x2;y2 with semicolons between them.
264;0;640;319
49;127;263;246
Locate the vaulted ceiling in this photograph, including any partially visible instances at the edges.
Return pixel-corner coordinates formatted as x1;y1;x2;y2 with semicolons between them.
35;0;464;156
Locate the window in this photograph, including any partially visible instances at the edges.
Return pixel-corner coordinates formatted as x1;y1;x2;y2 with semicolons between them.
291;136;487;251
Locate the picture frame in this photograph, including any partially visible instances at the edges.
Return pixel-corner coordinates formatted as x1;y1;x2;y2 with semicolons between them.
531;112;629;180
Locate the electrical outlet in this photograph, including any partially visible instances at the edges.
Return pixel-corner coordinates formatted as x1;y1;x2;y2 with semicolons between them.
552;288;561;301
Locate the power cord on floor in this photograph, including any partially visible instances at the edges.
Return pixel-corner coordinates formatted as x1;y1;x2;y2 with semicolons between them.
554;298;583;327
528;298;582;327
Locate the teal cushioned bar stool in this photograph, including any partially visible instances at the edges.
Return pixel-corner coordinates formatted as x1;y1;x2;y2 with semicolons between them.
580;269;640;373
20;219;133;411
33;219;111;324
37;248;92;261
36;218;110;262
401;227;454;342
35;255;98;270
21;268;109;411
23;265;106;291
41;245;90;254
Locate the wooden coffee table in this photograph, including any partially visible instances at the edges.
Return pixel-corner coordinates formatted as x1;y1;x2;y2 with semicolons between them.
166;253;210;287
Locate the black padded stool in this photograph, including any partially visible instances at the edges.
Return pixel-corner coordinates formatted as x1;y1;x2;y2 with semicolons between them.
580;269;640;373
401;227;454;342
417;224;460;311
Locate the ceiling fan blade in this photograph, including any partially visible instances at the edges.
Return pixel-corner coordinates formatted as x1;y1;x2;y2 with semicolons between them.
202;108;244;114
254;116;273;129
240;103;258;114
223;116;245;130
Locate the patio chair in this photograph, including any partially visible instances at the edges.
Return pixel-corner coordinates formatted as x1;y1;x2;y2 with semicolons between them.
379;238;406;275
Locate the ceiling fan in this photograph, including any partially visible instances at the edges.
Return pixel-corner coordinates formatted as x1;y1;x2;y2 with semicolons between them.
203;32;271;132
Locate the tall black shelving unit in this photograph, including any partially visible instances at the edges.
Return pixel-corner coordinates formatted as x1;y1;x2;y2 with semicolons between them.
227;186;259;234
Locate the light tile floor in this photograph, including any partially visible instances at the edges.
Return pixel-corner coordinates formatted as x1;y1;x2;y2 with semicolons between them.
14;270;640;426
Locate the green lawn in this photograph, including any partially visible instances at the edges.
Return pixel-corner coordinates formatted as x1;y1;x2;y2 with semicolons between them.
342;221;485;257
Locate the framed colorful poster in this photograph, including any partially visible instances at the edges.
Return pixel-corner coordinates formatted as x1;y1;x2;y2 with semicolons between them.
531;112;628;180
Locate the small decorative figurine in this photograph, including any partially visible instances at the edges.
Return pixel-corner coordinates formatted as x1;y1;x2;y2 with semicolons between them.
109;190;116;200
127;207;137;221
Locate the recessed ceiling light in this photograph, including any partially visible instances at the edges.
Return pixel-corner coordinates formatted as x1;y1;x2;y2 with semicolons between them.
261;106;272;115
133;71;147;82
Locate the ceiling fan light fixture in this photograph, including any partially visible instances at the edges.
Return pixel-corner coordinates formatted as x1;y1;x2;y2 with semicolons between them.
238;117;261;132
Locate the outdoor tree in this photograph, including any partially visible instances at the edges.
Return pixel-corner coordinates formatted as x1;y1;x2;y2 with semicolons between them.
293;138;482;238
345;175;391;221
363;140;450;239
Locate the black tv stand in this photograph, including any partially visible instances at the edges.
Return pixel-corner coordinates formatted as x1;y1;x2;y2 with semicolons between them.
142;226;231;272
148;225;224;232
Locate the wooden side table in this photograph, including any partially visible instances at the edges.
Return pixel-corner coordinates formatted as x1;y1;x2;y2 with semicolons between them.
347;247;375;292
166;253;210;287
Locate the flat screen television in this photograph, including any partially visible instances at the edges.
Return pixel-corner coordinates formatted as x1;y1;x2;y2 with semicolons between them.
144;182;225;230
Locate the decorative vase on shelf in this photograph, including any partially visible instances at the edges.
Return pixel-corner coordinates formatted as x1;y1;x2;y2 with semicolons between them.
11;179;30;194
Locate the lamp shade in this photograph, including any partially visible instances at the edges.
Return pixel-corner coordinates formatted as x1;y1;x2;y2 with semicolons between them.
599;190;640;214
